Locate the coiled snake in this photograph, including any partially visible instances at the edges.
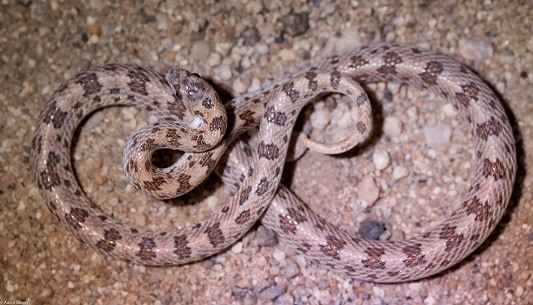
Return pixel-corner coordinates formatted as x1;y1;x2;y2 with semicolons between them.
32;43;516;282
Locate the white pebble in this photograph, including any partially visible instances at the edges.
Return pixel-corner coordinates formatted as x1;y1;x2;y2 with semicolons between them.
383;116;403;137
5;282;15;292
272;249;286;261
406;106;418;119
231;241;243;253
278;49;296;61
232;77;249;94
372;149;390;170
357;176;380;205
206;195;218;210
17;200;26;211
424;295;436;305
214;64;232;80
335;107;353;129
255;42;268;54
294;255;308;269
441;103;458;117
458;38;494;62
207;52;221;66
309;109;330;131
423;124;451;148
392;166;409;180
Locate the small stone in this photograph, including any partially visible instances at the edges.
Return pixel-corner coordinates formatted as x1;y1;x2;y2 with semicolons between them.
190;41;211;62
214;64;232;80
255;42;269;55
356;176;380;205
87;23;102;37
206;196;218;210
278;49;296;62
281;261;300;279
458;38;494;62
255;225;278;247
423;124;452;148
269;266;280;276
383;116;403;137
294;255;308;269
5;282;15;293
16;200;26;211
280;12;309;37
272;249;286;261
424;295;436;305
231;241;243;254
406;106;418;119
138;8;155;24
359;219;387;240
392;165;409;180
207;52;221;66
372;149;390;170
232;287;254;298
309;106;330;131
441;103;458;117
259;285;285;301
241;26;261;46
233;77;250;94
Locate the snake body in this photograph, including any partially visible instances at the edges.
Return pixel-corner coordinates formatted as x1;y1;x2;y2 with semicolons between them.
32;43;516;282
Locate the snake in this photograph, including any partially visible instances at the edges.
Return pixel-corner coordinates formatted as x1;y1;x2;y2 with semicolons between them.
32;43;516;283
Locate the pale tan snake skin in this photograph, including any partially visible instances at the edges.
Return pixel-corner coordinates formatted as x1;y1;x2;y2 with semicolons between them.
32;43;516;282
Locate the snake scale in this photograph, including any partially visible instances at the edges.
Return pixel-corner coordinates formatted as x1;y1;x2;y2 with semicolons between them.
32;43;516;282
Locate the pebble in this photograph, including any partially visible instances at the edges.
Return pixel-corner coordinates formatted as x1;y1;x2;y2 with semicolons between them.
213;64;232;80
423;124;451;148
207;52;221;66
258;285;285;301
278;49;296;62
254;225;278;247
5;282;15;293
231;242;243;254
441;103;458;117
372;149;390;171
205;195;218;210
359;219;387;240
232;77;249;93
138;8;155;24
16;200;26;211
232;287;254;298
279;12;310;37
392;165;409;180
424;295;436;305
281;261;300;279
356;176;380;205
309;104;330;131
458;38;494;62
241;26;261;46
383;116;403;137
293;255;308;269
272;249;286;261
190;41;211;62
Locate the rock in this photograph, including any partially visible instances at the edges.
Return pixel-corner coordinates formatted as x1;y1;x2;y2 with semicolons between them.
356;176;380;205
423;124;451;148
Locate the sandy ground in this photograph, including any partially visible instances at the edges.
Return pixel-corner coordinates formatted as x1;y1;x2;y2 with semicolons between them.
1;1;531;304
